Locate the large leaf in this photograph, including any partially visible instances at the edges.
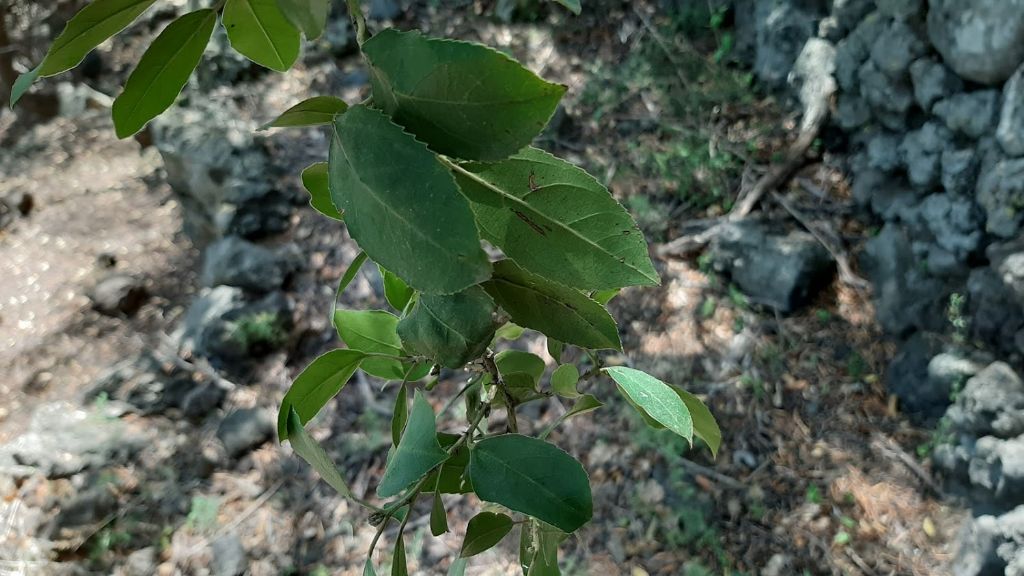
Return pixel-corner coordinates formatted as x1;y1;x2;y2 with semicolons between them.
276;0;329;39
333;309;408;380
330;105;490;294
604;367;693;444
483;260;621;350
285;407;351;497
277;349;365;441
223;0;300;72
261;96;348;129
453;147;658;290
397;286;497;368
461;512;514;557
468;434;592;533
37;0;158;77
378;392;448;497
301;162;343;220
673;387;721;458
362;28;565;162
112;9;216;138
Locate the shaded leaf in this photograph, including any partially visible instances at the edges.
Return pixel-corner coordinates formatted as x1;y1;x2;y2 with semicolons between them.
301;162;343;220
38;0;158;77
604;367;693;444
278;349;365;441
430;489;449;536
469;434;592;533
261;95;348;129
461;512;513;557
379;266;414;312
550;364;579;398
495;350;545;383
546;338;564;363
447;558;467;576
423;433;473;494
223;0;300;72
285;407;351;496
378;392;447;497
397;286;497;368
591;288;619;305
454;147;658;290
112;9;215;138
363;28;565;161
672;387;721;457
330;105;490;294
333;309;407;380
483;260;621;350
551;0;581;14
331;252;368;325
276;0;329;39
494;323;526;342
391;384;408;447
364;558;376;576
391;536;407;576
10;66;41;109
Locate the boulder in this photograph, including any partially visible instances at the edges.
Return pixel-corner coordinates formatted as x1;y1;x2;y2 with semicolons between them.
976;158;1024;238
89;273;149;316
918;193;983;266
940;147;978;196
946;362;1024;439
953;513;1008;576
858;60;914;130
927;0;1024;86
835;14;885;91
900;123;952;188
966;436;1024;505
877;0;923;20
211;534;247;576
933;90;1001;139
886;332;950;421
752;0;826;87
217;409;274;458
709;220;835;313
866;131;903;172
870;20;927;78
909;57;963;113
998;64;1024;157
967;267;1024;357
201;237;303;293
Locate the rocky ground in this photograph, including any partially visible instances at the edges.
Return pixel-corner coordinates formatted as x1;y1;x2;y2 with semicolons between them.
1;0;1023;575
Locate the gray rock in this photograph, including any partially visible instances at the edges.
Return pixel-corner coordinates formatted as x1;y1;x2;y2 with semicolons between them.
369;0;401;20
953;514;1006;576
825;0;875;38
870;20;927;77
177;286;294;365
886;332;949;420
53;486;117;531
968;266;1024;358
211;534;246;576
941;148;978;195
999;252;1024;301
976;158;1024;238
900;123;952;188
835;94;871;130
918;193;983;262
710;220;835;313
877;0;923;20
933;90;1001;139
947;362;1024;438
853;170;921;221
89;352;226;418
89;273;149;316
217;409;274;458
998;64;1024;157
867;131;903;172
753;1;825;87
201;237;303;293
967;436;1024;504
927;0;1024;86
123;547;159;576
859;60;914;129
835;14;885;91
909;58;963;112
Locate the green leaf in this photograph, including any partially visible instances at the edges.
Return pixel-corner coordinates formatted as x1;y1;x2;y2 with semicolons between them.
483;260;621;350
591;288;619;306
391;537;407;576
494;323;526;342
364;558;377;576
301;162;343;220
278;349;365;441
333;309;407;380
331;252;368;324
447;558;467;576
285;407;351;497
391;384;408;447
363;28;566;162
460;512;514;558
275;0;329;39
379;266;414;312
223;0;300;72
423;433;473;494
468;434;592;533
330;105;490;294
550;364;579;398
260;96;348;129
111;9;216;138
397;286;497;368
539;394;602;440
495;350;545;383
551;0;581;14
521;520;565;576
10;66;41;109
546;339;564;363
378;392;448;497
604;367;693;444
672;387;721;458
430;489;449;536
453;147;658;290
37;0;159;77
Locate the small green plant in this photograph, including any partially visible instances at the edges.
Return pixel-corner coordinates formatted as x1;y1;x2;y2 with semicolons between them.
185;495;220;533
947;292;968;344
16;0;720;572
228;311;287;350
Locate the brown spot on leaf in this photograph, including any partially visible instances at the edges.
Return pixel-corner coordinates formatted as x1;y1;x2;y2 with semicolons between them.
528;172;538;192
513;209;546;236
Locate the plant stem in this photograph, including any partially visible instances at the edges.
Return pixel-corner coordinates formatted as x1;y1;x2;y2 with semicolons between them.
483;352;518;433
345;0;368;46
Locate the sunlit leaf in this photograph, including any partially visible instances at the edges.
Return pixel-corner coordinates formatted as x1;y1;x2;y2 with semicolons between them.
278;349;365;441
460;512;513;557
604;367;693;444
223;0;300;72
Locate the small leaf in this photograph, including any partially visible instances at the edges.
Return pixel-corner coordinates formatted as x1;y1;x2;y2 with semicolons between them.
461;512;514;557
333;309;407;380
261;96;348;129
397;286;497;368
550;364;580;398
364;558;377;576
330;105;490;294
447;558;467;576
301;162;343;220
223;0;300;72
276;0;329;39
379;266;414;312
546;338;564;363
483;260;621;350
391;536;407;576
37;0;158;77
331;252;368;324
672;387;721;458
551;0;581;14
494;323;526;342
391;384;408;447
285;407;351;497
591;289;619;306
363;29;565;161
469;434;592;533
278;349;365;441
454;147;658;290
430;490;448;536
604;367;693;444
495;350;545;383
10;66;41;109
378;392;448;497
112;9;216;138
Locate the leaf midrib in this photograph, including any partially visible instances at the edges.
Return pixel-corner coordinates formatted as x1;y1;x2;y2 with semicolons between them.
486;276;614;347
236;0;287;69
45;0;155;72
